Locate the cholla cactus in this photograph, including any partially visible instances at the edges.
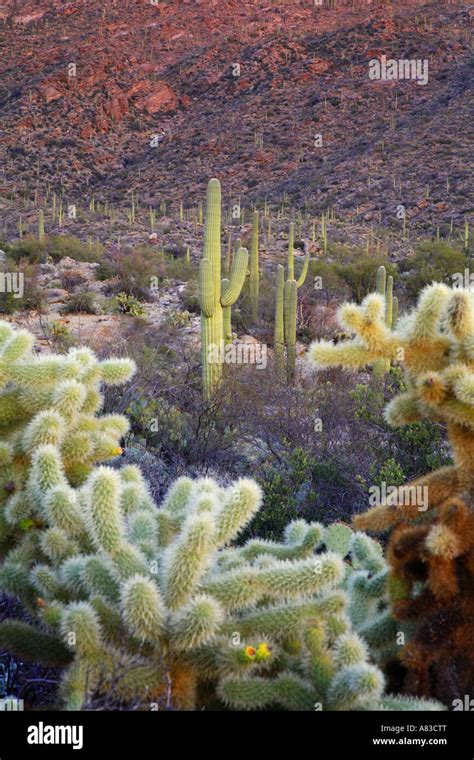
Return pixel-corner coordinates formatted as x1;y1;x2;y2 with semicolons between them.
326;523;412;667
0;459;441;710
218;516;442;711
0;320;135;569
308;283;474;701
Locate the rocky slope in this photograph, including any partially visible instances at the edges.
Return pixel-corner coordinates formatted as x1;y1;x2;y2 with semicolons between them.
0;0;472;233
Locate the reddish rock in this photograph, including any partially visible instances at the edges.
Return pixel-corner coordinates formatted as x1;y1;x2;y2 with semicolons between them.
80;124;95;139
13;11;45;26
135;82;178;114
104;93;129;122
126;81;152;99
16;117;34;130
37;83;63;103
307;58;331;75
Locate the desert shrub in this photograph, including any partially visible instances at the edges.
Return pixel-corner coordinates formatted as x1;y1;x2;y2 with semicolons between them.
181;279;200;313
163;257;194;282
349;368;451;485
5;235;103;265
115;292;147;318
4;236;46;264
164;309;191;329
398;241;466;301
164;241;187;258
47;236;104;263
334;253;396;302
39;319;76;352
309;259;351;303
126;395;191;459
60;291;99;315
59;269;90;291
245;448;317;540
0;258;45;314
96;245;159;297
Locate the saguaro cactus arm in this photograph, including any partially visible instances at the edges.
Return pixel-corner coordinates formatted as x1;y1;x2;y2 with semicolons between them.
221;248;249;307
296;252;310;288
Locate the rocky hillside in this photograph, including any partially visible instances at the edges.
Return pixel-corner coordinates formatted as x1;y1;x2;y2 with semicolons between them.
0;0;472;234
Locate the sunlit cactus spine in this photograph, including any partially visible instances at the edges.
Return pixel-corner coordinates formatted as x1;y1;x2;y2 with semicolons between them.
199;179;248;397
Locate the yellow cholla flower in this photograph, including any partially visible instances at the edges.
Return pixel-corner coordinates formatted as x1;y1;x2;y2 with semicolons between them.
255;643;272;662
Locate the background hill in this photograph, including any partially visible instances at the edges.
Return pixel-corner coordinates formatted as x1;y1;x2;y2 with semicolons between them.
0;0;472;233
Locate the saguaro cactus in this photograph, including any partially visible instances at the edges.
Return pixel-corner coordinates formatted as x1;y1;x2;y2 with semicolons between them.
274;265;285;368
250;210;260;323
38;209;45;242
279;225;310;382
285;280;297;383
199;179;248;397
374;265;397;375
288;222;295;280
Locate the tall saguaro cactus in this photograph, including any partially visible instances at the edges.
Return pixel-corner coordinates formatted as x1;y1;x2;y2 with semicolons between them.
38;209;45;242
274;265;285;368
277;225;310;383
287;222;295;280
199;179;248;397
250;210;260;323
285;280;298;383
374;265;397;375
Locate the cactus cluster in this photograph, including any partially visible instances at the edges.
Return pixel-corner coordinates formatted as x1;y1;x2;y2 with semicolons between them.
199;179;248;397
0;323;445;711
0;465;442;711
308;282;474;702
0;320;135;566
